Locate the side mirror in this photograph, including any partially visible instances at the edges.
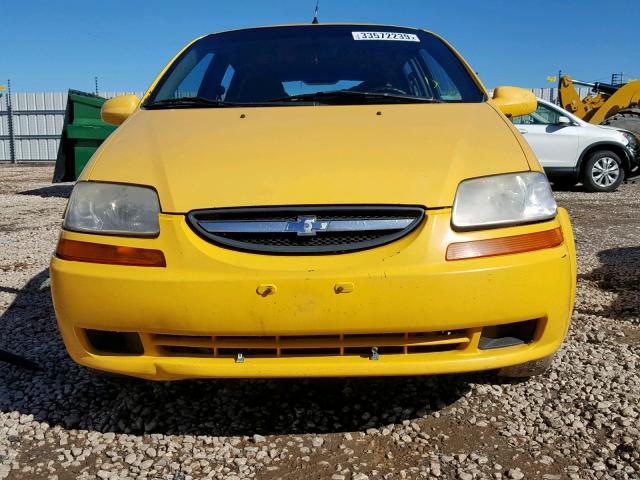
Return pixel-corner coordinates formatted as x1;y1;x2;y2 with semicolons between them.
492;86;537;118
101;95;140;125
558;116;572;126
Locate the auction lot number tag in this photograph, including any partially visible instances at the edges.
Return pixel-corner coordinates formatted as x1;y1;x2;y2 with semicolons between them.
352;31;420;42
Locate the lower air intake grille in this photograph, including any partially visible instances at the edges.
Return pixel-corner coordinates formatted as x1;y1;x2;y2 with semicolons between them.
147;330;470;358
187;205;425;254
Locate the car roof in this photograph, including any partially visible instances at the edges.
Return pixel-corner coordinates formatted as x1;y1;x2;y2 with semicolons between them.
536;98;555;107
535;97;584;119
536;98;575;115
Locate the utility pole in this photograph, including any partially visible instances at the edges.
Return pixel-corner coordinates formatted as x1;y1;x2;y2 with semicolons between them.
556;70;562;105
94;76;99;96
6;79;16;164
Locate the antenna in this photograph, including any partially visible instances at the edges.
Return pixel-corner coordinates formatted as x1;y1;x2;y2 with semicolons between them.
312;0;319;24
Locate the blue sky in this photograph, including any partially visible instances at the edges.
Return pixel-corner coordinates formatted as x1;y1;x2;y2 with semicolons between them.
3;0;639;92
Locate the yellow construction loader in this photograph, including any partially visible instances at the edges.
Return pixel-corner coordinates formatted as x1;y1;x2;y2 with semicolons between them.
558;75;640;138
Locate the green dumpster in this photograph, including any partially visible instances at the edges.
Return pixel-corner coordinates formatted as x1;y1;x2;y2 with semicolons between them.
53;90;117;182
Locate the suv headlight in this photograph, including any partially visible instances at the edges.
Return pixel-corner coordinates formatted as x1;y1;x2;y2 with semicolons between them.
622;131;637;149
452;172;556;230
64;182;160;236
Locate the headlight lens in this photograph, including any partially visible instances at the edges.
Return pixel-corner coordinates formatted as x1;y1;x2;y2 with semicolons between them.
452;172;556;230
622;132;637;149
64;182;160;236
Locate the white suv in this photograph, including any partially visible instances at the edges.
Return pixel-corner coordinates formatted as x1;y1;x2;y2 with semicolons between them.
513;98;639;192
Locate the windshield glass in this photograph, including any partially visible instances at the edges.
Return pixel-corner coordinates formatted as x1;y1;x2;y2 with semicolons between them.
145;25;485;107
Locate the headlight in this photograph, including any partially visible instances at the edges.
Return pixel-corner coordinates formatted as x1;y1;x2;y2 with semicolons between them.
452;172;556;230
64;182;160;236
622;132;637;149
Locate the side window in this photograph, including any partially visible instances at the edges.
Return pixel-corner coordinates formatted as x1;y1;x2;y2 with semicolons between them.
535;104;561;124
419;49;463;101
175;53;214;98
513;104;560;125
512;114;528;125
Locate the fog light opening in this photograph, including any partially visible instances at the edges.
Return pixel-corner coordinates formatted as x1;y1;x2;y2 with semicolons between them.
478;319;538;350
85;330;144;355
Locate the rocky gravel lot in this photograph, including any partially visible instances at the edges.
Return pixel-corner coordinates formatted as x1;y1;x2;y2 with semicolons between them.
0;166;638;480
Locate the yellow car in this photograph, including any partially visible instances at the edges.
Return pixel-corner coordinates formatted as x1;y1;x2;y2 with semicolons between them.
50;24;576;380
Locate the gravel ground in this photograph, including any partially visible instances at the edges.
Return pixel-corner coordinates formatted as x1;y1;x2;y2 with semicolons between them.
0;165;638;480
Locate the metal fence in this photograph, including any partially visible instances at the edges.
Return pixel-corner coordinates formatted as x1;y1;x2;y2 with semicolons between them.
0;87;591;164
0;91;143;163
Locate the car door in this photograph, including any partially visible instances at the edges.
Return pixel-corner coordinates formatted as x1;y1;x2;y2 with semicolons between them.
512;103;581;168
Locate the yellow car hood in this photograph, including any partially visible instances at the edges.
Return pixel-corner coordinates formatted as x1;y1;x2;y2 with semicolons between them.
85;103;532;212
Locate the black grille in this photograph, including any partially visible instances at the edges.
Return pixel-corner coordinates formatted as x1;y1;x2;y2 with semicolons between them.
187;206;425;254
214;232;382;247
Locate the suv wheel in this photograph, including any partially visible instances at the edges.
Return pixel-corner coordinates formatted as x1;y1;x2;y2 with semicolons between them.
581;150;625;192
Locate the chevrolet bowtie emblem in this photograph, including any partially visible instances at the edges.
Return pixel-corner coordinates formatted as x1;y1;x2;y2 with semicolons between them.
286;215;329;236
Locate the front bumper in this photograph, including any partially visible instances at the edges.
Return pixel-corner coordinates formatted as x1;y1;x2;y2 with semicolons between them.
50;208;576;380
622;140;640;176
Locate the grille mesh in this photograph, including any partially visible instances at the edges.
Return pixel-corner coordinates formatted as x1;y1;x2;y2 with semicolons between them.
214;232;382;247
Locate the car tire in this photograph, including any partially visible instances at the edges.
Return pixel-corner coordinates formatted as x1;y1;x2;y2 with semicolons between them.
497;354;554;378
581;150;625;192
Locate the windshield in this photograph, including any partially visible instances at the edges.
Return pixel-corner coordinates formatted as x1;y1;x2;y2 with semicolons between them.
145;25;485;107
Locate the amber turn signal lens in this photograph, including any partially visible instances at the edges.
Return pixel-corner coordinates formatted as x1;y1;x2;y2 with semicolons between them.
56;239;166;267
446;228;563;261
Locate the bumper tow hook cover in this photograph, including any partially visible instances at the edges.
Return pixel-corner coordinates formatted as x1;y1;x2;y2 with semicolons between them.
370;347;380;361
334;282;354;294
256;284;277;297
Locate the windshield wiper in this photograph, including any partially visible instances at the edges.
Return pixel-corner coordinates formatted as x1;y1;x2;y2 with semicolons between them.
144;96;241;109
265;90;443;105
144;96;302;109
144;91;443;109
